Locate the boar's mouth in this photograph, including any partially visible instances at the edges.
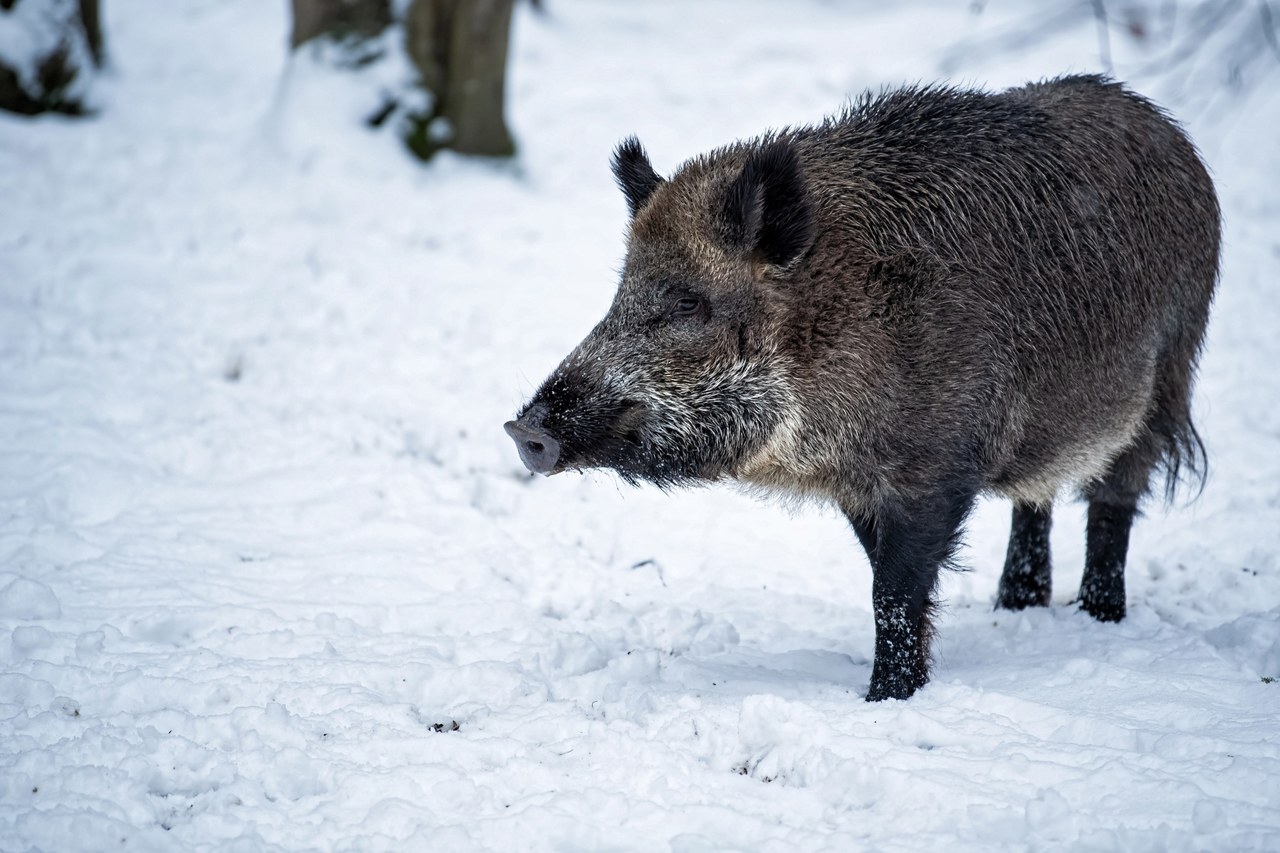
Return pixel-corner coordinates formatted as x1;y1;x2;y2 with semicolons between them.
557;399;651;476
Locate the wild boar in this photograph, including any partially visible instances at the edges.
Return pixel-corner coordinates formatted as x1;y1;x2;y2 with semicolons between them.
504;75;1220;701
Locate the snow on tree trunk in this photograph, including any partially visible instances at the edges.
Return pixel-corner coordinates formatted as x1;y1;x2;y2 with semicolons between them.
0;0;102;116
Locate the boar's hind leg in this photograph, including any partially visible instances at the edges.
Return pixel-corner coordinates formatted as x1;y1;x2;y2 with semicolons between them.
1079;435;1161;622
1080;499;1136;623
996;502;1053;610
844;487;976;702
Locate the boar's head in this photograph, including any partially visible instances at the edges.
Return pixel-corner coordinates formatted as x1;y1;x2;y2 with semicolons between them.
505;136;815;487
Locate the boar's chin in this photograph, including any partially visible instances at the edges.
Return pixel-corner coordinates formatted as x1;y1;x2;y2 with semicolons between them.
557;406;711;488
599;449;710;489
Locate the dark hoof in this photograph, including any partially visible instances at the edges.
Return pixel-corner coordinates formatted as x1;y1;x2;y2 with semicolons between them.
865;683;920;702
1080;598;1125;623
865;669;927;702
995;584;1051;611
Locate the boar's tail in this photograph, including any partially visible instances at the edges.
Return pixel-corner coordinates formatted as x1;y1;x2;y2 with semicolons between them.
1150;361;1209;506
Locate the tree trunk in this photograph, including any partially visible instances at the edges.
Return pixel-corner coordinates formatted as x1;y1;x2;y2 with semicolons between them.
78;0;103;66
289;0;391;50
404;0;516;159
286;0;517;160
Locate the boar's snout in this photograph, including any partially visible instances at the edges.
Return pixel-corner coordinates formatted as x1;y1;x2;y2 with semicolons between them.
504;403;562;475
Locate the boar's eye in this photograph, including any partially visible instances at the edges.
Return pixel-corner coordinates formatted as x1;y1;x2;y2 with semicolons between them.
672;296;702;318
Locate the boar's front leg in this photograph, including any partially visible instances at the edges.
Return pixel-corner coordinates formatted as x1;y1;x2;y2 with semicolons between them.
844;487;976;701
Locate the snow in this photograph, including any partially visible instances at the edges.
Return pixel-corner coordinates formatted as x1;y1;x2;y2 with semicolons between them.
0;579;61;621
2;0;1279;850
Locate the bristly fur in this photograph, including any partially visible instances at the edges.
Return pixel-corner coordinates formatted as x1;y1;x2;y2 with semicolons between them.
510;74;1221;701
611;136;664;218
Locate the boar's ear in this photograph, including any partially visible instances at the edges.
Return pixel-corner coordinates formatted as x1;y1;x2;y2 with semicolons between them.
719;141;813;267
612;136;665;218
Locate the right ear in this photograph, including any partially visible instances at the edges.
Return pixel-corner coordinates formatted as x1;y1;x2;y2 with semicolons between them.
718;140;813;268
612;136;664;218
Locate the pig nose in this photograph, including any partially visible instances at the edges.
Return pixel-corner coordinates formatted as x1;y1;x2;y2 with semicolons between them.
504;404;561;474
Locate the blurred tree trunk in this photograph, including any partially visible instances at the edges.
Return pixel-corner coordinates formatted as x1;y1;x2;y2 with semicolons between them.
403;0;516;159
77;0;103;65
0;0;103;116
287;0;516;161
289;0;390;51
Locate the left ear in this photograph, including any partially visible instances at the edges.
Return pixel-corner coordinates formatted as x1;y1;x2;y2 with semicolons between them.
718;140;813;267
612;136;665;218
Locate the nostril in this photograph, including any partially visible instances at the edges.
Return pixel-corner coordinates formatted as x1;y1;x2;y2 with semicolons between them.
504;417;561;474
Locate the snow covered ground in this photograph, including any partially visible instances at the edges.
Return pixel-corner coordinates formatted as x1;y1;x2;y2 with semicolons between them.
2;0;1278;849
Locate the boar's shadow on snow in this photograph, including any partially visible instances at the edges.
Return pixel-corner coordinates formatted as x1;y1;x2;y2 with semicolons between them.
504;74;1220;702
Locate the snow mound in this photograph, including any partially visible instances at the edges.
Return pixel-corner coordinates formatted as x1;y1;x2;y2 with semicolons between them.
0;576;62;620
